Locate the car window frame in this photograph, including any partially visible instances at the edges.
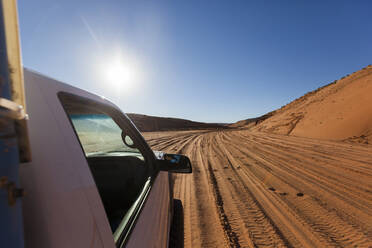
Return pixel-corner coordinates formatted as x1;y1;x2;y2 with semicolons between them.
57;91;159;246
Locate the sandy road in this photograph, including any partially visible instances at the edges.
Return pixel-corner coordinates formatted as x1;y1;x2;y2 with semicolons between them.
143;130;372;248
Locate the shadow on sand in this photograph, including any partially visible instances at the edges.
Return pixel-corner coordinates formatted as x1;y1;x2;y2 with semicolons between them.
169;199;184;248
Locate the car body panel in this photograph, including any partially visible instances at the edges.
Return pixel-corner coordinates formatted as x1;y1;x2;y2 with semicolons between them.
20;69;114;248
125;172;171;248
20;69;171;248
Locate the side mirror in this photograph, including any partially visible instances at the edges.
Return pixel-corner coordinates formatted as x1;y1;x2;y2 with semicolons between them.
156;152;192;173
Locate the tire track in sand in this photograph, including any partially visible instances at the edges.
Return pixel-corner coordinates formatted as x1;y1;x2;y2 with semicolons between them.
143;130;372;248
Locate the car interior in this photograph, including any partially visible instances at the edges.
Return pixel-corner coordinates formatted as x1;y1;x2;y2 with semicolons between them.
87;155;148;232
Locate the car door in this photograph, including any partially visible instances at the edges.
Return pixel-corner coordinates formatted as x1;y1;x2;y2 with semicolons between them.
58;92;172;247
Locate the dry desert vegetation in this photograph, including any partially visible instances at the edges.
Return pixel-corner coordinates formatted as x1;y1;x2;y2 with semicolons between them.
137;66;372;248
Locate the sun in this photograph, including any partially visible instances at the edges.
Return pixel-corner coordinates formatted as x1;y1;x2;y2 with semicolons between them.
104;58;139;92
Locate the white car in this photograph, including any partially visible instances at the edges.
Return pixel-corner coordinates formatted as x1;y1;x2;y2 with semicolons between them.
20;69;191;248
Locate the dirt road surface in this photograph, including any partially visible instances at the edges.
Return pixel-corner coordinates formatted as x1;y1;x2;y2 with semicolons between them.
143;130;372;248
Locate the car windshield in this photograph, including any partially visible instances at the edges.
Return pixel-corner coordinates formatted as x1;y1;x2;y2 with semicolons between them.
70;114;143;159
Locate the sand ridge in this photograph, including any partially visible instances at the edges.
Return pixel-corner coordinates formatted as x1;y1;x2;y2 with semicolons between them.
236;65;372;144
127;113;226;132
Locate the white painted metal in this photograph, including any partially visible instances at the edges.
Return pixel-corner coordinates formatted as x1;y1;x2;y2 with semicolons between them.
125;172;171;248
20;69;171;248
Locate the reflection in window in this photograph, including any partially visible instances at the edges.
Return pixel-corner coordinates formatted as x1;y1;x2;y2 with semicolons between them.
70;114;143;160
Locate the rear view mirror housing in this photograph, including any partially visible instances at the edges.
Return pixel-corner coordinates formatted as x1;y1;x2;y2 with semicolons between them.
155;152;192;173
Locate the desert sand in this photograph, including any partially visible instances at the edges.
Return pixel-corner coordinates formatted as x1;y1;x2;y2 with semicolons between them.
244;65;372;144
143;130;372;247
134;66;372;247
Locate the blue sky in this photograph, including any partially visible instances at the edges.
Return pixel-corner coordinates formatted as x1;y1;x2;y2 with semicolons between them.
18;0;372;123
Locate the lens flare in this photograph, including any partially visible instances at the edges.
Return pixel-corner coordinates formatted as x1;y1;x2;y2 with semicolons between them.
104;58;140;92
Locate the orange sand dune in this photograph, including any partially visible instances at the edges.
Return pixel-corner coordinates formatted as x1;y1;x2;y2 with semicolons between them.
247;65;372;144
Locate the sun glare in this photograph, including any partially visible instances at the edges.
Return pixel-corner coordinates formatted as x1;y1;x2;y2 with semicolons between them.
104;58;140;92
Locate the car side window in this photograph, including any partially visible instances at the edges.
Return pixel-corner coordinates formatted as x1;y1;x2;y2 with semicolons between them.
58;92;151;243
70;113;144;160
